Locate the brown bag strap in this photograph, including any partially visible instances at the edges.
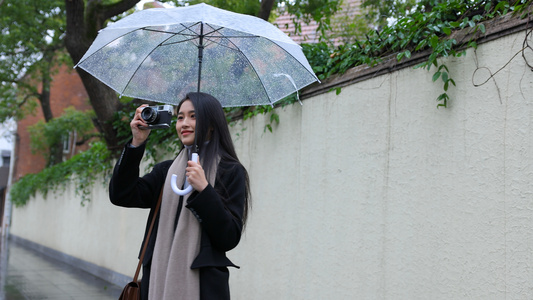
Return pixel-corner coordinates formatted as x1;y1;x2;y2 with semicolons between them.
132;189;163;282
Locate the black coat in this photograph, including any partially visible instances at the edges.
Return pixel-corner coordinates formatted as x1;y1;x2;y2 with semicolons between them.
109;143;246;300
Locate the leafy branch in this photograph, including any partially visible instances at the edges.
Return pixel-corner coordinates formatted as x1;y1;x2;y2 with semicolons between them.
10;141;112;207
303;0;532;107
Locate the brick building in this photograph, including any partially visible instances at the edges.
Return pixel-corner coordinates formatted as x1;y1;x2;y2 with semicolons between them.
13;65;92;181
274;0;362;45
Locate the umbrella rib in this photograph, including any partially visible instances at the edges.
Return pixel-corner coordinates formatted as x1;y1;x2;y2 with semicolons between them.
265;39;319;82
201;36;238;51
185;32;276;106
230;41;275;107
141;22;204;45
145;30;198;40
201;25;260;48
201;22;262;39
161;36;199;46
142;21;200;36
142;23;260;49
120;32;184;97
143;24;199;44
75;28;142;67
200;34;262;52
122;22;220;94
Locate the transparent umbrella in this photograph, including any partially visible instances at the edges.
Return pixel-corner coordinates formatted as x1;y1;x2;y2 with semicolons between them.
75;3;319;107
76;3;320;195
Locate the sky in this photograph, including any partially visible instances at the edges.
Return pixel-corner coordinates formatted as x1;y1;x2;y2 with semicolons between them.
136;0;151;9
136;0;174;10
0;138;12;151
0;120;15;152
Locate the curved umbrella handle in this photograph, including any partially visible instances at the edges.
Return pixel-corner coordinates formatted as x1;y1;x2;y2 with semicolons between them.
171;153;198;195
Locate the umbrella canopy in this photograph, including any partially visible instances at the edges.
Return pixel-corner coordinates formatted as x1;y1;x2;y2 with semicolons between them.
75;3;319;107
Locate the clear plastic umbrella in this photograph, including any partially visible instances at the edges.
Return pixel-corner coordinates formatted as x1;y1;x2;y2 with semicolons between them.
76;3;320;195
75;3;319;107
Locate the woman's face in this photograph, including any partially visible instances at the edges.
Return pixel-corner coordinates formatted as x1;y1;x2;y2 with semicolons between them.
176;100;196;146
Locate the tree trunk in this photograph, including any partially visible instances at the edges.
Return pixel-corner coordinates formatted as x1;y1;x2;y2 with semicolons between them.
77;70;123;152
42;64;64;166
40;51;64;166
258;0;275;21
40;54;54;123
64;0;137;154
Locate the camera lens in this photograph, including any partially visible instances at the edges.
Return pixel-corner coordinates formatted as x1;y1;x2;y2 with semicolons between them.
141;107;158;124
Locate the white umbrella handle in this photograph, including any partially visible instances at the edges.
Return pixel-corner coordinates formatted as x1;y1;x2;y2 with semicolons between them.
171;153;199;195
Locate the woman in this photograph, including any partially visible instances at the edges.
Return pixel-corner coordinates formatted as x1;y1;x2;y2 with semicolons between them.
109;92;250;300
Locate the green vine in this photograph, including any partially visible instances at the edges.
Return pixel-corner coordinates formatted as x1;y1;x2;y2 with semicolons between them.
28;107;97;164
224;93;299;133
10;141;112;207
302;0;532;107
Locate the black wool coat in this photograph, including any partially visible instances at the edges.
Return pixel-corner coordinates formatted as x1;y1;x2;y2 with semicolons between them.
109;143;246;300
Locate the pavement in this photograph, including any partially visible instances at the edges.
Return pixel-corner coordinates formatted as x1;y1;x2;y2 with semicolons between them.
0;236;123;300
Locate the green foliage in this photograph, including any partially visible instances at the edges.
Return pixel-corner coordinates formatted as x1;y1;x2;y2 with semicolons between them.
28;107;97;165
224;93;299;133
328;9;374;45
284;0;342;39
303;0;532;107
362;0;419;29
10;141;112;207
0;0;66;122
174;0;342;37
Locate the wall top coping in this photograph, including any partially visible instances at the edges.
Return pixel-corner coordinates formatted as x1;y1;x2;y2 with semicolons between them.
301;12;533;99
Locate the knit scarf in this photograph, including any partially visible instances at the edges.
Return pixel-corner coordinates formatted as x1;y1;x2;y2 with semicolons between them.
148;148;217;300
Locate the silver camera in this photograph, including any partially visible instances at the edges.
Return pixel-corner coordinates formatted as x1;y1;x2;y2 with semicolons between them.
141;105;173;129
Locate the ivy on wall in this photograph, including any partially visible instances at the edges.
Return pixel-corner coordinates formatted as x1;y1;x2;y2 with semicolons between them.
302;0;532;107
10;141;112;207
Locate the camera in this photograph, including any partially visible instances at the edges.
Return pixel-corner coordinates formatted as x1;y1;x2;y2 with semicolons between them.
141;105;173;129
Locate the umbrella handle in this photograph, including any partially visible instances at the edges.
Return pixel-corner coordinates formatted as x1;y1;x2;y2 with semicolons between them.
171;153;199;195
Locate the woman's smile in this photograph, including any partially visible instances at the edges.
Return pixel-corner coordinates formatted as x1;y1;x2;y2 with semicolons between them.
176;100;196;145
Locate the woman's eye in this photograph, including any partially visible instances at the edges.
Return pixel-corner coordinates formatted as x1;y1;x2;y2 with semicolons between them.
177;116;183;120
190;114;195;119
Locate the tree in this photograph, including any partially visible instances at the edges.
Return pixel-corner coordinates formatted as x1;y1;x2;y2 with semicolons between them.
66;0;342;154
0;0;70;165
64;0;140;154
361;0;419;29
187;0;340;25
2;0;342;160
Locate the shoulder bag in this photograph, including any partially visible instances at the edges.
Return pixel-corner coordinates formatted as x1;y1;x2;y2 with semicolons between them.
119;190;163;300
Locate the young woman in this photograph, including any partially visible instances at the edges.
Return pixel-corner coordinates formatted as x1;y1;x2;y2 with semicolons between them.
109;92;250;300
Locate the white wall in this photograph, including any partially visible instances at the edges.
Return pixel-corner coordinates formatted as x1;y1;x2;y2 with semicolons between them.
10;178;149;277
11;30;533;299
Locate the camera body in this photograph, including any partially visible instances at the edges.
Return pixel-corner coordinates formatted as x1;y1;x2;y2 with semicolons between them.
141;105;173;129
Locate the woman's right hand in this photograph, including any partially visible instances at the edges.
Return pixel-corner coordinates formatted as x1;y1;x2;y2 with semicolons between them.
130;104;151;147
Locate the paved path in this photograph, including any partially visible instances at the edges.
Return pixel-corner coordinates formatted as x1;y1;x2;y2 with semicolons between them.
0;237;123;300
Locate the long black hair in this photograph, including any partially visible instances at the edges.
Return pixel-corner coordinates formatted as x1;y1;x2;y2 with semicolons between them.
177;92;251;226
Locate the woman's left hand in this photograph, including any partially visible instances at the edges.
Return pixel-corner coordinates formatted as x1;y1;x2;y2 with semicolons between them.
186;160;208;192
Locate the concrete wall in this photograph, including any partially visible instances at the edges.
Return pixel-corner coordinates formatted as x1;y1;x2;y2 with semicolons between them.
11;28;533;299
9;177;149;279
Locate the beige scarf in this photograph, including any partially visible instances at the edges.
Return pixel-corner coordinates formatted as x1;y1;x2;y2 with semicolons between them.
148;149;217;300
